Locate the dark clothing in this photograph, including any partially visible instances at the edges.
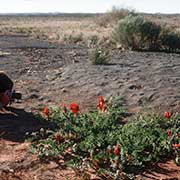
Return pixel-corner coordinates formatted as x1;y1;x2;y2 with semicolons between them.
0;72;13;93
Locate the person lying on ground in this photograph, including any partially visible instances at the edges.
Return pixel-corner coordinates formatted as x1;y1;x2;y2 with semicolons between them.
0;71;14;110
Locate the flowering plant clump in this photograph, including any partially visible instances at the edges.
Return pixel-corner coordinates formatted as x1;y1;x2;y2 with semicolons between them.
29;98;180;179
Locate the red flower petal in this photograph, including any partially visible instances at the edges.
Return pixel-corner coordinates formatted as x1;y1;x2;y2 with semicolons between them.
70;103;79;114
43;107;49;116
114;144;119;156
164;111;172;119
173;144;180;148
97;96;107;112
98;96;105;104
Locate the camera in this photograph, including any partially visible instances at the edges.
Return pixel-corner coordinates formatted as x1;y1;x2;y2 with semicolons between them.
11;92;22;100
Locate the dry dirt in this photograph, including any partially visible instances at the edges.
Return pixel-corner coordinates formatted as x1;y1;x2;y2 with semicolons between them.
0;34;180;179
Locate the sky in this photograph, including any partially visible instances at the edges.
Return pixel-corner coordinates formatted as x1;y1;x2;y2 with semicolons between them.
0;0;179;14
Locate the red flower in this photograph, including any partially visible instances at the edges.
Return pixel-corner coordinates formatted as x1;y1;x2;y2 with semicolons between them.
43;107;49;117
167;130;172;137
98;96;105;104
114;144;119;156
70;103;79;115
164;111;172;119
97;96;107;112
61;104;67;113
173;144;180;149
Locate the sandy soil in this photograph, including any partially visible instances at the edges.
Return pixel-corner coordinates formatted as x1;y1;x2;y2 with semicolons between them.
0;34;180;179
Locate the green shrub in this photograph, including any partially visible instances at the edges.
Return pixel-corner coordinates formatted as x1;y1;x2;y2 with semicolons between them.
119;115;170;166
89;48;110;65
160;30;180;52
112;14;180;52
111;15;145;50
140;21;161;50
112;15;162;50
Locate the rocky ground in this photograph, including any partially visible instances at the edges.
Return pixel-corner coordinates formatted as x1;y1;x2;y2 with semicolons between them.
0;34;180;179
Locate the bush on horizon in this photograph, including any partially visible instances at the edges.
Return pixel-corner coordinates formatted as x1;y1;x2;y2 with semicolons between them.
95;7;132;27
112;14;180;52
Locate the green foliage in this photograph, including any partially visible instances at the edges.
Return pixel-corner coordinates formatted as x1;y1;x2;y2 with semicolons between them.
160;29;180;51
140;21;161;50
112;14;180;52
89;48;110;65
29;97;180;178
165;114;180;165
119;115;170;166
112;15;144;50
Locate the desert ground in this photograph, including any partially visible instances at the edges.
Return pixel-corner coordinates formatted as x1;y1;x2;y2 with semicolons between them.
0;14;180;179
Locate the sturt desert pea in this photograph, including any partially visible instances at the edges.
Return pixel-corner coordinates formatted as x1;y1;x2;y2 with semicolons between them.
164;111;172;119
114;144;119;156
43;106;50;117
173;144;180;149
97;96;107;112
70;103;79;115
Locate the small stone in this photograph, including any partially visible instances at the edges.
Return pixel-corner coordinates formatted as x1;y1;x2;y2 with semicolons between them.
38;96;44;101
61;88;67;93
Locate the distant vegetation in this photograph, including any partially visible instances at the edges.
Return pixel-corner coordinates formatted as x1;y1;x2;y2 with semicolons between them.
95;7;132;27
112;14;180;52
1;9;180;53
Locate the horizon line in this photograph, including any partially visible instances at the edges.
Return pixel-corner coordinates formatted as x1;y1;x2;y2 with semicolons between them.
0;12;180;15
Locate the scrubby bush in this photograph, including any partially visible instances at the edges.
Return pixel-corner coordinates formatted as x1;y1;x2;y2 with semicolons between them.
112;14;180;52
112;15;162;50
108;7;132;24
95;7;131;27
111;15;144;50
89;48;110;65
140;21;161;50
160;30;180;52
